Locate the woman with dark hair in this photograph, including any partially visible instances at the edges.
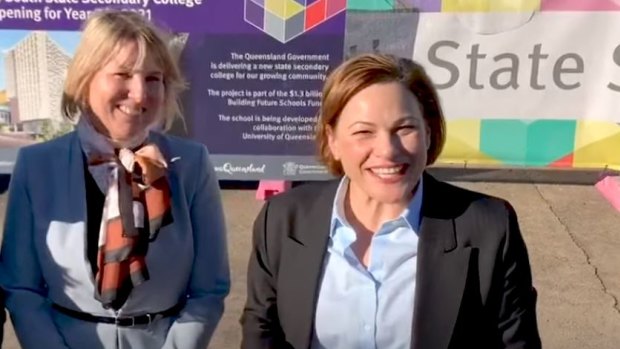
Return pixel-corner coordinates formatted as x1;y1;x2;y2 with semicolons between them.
241;53;541;349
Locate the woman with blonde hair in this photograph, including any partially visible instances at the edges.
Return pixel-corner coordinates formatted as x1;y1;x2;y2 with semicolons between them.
0;10;229;349
241;53;541;349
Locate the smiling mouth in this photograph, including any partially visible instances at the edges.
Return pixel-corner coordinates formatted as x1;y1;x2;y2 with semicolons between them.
368;164;409;179
117;105;146;116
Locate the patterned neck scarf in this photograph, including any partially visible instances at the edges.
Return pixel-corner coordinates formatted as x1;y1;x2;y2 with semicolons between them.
77;117;173;309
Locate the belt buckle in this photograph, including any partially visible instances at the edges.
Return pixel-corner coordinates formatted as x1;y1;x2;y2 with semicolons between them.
114;316;132;327
115;313;156;327
115;316;136;327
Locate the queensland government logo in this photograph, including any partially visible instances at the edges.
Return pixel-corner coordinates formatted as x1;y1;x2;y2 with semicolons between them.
282;161;299;176
282;161;328;176
244;0;346;43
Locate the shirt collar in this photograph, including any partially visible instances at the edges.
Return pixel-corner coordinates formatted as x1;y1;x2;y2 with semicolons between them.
330;175;424;236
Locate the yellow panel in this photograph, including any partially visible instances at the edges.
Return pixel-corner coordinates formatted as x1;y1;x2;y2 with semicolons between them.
574;120;620;150
266;0;286;18
284;0;305;18
440;136;502;165
573;133;620;170
445;119;480;150
0;90;7;104
442;0;540;12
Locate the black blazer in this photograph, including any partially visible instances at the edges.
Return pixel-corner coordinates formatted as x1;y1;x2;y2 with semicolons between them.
241;173;541;349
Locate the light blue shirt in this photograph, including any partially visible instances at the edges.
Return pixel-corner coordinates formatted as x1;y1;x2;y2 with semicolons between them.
311;177;424;349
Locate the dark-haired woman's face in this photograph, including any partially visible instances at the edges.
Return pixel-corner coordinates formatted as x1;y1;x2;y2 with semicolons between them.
327;81;430;206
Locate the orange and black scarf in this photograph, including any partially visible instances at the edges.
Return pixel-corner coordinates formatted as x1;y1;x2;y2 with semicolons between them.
77;118;172;309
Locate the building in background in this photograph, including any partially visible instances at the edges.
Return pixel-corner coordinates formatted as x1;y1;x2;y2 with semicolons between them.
4;31;71;135
0;105;10;125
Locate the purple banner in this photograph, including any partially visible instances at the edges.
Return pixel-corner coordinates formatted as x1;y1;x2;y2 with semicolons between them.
0;0;347;34
177;0;346;159
182;32;344;156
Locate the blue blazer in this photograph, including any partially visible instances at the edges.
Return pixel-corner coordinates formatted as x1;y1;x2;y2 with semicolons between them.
0;131;230;349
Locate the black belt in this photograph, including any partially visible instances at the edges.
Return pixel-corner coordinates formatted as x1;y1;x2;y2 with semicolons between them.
52;302;183;327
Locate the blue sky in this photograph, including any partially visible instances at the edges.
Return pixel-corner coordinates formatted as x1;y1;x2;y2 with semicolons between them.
0;30;81;90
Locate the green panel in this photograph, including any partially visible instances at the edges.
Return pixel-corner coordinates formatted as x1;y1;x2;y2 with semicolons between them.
480;119;577;167
347;0;394;10
480;120;527;165
525;120;576;166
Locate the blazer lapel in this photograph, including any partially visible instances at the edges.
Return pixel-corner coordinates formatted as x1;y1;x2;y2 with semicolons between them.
65;132;93;283
67;132;87;218
283;180;339;349
148;132;177;193
411;174;471;349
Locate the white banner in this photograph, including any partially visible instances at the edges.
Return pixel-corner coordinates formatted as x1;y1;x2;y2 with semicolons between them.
413;11;620;122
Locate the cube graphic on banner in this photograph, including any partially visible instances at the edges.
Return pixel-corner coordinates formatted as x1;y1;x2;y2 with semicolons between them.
244;0;346;43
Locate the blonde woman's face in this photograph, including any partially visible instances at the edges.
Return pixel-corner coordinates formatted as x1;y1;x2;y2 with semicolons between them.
87;40;165;143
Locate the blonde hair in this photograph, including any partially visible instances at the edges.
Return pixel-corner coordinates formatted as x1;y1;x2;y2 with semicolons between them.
315;53;446;176
61;10;186;130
